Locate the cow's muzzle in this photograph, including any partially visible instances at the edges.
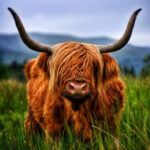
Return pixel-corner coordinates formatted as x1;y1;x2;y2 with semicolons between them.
63;80;91;106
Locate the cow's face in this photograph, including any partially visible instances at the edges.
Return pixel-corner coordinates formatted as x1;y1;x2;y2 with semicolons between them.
48;42;103;110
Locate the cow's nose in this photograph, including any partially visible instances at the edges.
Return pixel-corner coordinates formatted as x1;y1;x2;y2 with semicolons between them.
65;81;90;95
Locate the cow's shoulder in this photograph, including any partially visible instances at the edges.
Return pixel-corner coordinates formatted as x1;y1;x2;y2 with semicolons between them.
24;53;49;80
24;58;36;79
102;54;120;82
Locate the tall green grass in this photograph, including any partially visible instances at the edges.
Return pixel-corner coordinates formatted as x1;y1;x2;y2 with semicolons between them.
0;77;149;150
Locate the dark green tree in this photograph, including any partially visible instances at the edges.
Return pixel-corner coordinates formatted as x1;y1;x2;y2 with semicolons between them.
0;64;9;79
122;65;136;77
140;55;150;77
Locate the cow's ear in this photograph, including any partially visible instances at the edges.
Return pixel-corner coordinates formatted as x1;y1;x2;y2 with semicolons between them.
102;54;119;81
24;59;36;79
37;53;49;71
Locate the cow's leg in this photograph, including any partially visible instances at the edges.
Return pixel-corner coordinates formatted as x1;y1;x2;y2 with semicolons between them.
43;103;65;142
103;114;121;150
25;107;43;134
44;123;63;143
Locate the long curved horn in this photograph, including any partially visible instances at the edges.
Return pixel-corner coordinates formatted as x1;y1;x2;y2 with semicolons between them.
8;7;52;54
98;9;142;53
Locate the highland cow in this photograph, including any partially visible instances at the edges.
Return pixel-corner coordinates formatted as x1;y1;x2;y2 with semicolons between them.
8;8;141;140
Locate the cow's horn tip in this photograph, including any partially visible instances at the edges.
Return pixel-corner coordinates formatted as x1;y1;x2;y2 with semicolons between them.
135;8;142;14
8;7;12;11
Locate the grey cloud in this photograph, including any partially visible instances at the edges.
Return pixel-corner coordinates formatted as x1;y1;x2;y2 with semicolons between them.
0;0;150;46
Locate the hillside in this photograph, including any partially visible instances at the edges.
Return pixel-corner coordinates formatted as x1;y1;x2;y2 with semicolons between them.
0;33;150;74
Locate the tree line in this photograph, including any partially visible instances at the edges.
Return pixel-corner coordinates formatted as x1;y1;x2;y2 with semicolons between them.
0;55;150;80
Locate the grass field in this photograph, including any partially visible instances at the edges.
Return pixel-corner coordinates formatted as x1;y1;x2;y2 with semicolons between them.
0;77;150;150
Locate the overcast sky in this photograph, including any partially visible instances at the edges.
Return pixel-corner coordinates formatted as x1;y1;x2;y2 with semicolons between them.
0;0;150;46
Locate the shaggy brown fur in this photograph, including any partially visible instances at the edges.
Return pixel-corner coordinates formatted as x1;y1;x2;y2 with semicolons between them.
24;42;125;140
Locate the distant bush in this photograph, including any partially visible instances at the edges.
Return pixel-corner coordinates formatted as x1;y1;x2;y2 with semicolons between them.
120;65;136;77
0;61;25;81
140;55;150;77
0;64;9;79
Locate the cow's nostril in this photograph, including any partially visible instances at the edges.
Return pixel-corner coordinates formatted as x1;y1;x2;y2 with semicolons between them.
68;83;75;91
68;82;75;89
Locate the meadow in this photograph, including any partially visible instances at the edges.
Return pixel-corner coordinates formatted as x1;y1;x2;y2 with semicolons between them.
0;77;149;150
